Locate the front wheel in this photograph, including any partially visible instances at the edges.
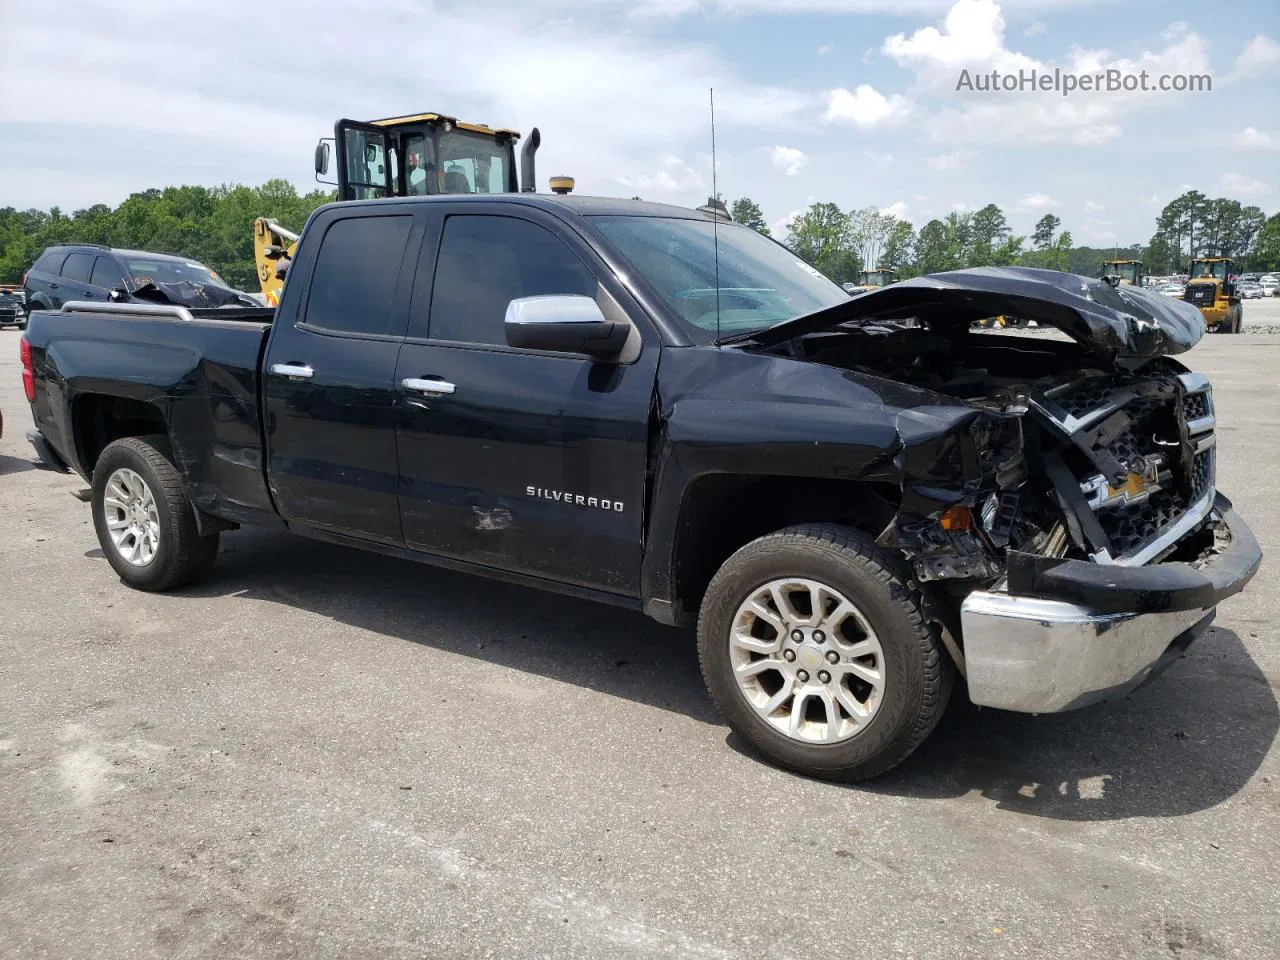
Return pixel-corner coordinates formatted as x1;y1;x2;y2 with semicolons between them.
92;436;219;591
697;524;954;781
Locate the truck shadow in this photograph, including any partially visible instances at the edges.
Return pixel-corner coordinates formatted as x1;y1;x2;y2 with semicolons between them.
184;527;1276;822
0;453;41;476
850;624;1278;820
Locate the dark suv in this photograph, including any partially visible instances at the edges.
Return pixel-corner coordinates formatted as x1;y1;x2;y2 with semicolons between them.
0;288;25;328
23;244;253;312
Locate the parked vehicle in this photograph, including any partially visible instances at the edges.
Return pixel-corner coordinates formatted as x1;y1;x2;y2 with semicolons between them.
1157;282;1185;298
1260;277;1279;297
21;194;1262;782
23;244;259;313
0;287;25;328
1238;281;1264;299
1183;257;1243;334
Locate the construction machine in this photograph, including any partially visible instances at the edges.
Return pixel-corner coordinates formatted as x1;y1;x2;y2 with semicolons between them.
1100;259;1143;287
843;267;897;295
1183;256;1243;333
254;110;559;304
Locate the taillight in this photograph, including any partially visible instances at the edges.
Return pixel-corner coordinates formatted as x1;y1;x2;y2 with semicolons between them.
20;336;35;403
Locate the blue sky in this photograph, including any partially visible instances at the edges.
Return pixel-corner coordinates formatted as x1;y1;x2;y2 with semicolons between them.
0;0;1276;247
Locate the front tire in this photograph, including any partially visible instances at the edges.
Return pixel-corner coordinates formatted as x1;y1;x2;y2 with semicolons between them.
697;524;954;781
92;436;219;591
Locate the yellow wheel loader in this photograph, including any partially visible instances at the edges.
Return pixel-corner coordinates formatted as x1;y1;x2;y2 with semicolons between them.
254;110;563;303
843;267;897;295
1183;257;1243;334
1100;259;1143;287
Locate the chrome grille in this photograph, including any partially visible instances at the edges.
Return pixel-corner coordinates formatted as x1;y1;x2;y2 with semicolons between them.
1033;371;1216;565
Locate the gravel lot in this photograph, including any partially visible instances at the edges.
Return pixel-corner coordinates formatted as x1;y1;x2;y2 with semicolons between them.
1;310;1277;960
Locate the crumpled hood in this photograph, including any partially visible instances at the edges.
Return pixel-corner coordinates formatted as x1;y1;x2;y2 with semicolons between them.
729;265;1206;362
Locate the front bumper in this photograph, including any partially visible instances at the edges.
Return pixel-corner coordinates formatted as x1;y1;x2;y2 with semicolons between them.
960;495;1261;712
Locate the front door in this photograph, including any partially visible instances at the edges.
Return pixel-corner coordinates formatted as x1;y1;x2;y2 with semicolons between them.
394;207;659;595
263;209;420;544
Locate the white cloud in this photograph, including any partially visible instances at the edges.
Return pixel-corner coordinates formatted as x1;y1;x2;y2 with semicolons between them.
1016;192;1061;211
1232;127;1279;151
861;150;896;166
768;145;810;176
620;0;1100;16
0;0;816;211
771;205;809;238
1227;35;1280;80
882;0;1016;67
823;85;912;127
1023;20;1047;37
881;201;911;220
926;148;977;169
817;44;832;55
1217;173;1273;199
616;154;705;192
952;201;972;212
875;0;1213;147
1084;199;1104;211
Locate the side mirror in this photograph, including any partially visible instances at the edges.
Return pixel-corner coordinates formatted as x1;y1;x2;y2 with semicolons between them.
504;295;629;360
108;287;128;303
314;141;330;176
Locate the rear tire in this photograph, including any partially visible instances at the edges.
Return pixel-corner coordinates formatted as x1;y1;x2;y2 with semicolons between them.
91;436;219;591
697;524;954;781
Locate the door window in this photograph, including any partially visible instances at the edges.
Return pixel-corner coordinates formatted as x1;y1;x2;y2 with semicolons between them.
424;215;596;345
90;257;127;290
61;253;95;284
304;215;413;337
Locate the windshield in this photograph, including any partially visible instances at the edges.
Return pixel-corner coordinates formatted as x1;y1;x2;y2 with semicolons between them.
433;128;512;194
591;216;849;343
124;257;229;290
1191;260;1228;280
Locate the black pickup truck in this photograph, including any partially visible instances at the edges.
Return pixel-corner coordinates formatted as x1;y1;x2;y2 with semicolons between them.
21;194;1262;781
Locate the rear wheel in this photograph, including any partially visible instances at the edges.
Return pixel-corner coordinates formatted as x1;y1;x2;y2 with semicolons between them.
697;524;954;781
92;436;219;591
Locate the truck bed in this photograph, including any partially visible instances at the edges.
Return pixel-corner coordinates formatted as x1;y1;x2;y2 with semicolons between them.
25;303;279;527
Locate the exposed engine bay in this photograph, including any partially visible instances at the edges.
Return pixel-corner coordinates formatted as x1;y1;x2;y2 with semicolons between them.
776;322;1225;593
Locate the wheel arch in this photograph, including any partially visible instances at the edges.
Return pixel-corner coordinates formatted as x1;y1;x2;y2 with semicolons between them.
659;473;902;626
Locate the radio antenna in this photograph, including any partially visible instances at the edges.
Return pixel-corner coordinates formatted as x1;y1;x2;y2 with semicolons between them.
710;87;721;345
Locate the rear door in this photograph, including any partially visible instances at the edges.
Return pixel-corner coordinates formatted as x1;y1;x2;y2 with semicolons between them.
58;252;97;303
262;208;422;544
393;204;660;594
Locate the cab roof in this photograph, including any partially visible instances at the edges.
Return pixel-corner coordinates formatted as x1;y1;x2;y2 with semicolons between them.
323;192;716;221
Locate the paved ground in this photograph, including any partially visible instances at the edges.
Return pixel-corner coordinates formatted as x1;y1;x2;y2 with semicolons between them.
1;315;1278;960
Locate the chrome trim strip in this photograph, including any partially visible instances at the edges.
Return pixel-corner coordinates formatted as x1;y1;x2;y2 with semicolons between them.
60;300;195;322
1195;434;1216;454
1187;414;1215;435
1177;371;1210;393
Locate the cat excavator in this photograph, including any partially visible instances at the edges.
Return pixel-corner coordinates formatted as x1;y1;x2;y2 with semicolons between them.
254;110;560;306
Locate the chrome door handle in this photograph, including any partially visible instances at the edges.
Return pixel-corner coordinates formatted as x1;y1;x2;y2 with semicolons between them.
401;377;455;396
270;362;314;379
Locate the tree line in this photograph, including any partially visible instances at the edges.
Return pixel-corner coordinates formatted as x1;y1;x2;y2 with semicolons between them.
728;192;1279;284
2;181;1277;293
0;180;335;289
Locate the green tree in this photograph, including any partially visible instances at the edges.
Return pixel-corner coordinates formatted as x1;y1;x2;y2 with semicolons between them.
729;197;769;234
1253;214;1280;271
784;202;861;282
881;220;915;273
969;203;1010;265
1032;214;1061;250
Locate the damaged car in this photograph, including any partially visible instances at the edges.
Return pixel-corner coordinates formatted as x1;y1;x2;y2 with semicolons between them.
19;195;1262;782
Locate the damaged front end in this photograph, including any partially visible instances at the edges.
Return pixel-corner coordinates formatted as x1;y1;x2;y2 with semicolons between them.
883;366;1225;594
742;269;1262;714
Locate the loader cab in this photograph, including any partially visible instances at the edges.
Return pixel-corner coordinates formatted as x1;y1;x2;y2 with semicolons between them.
1101;259;1143;287
317;113;522;201
858;268;896;288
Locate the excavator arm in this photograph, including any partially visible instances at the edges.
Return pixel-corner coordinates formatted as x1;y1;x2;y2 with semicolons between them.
253;217;300;307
